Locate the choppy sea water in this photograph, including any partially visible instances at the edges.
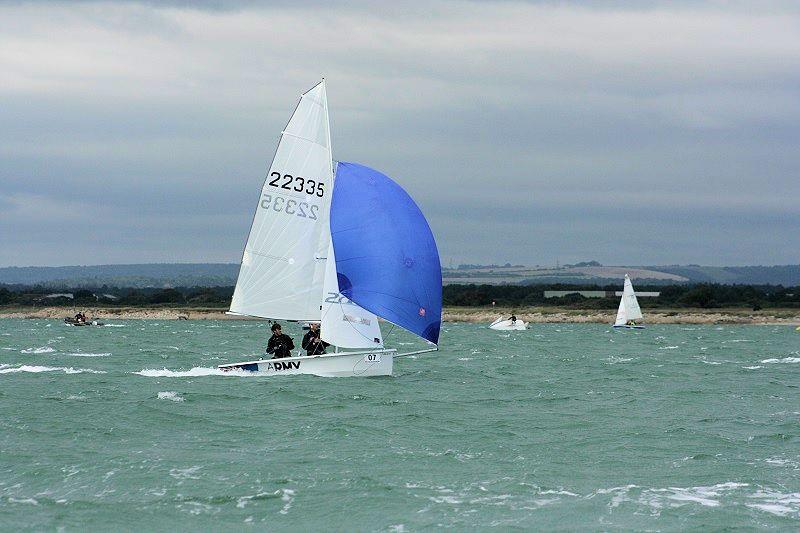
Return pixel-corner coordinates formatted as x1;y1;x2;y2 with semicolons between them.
0;319;798;530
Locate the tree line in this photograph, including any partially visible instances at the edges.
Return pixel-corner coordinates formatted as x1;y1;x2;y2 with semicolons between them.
442;284;800;309
0;283;798;309
0;286;233;307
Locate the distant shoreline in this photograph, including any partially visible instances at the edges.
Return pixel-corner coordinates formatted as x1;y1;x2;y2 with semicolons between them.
1;306;798;325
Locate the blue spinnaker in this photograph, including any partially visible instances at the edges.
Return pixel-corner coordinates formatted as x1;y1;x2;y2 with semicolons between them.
330;162;442;344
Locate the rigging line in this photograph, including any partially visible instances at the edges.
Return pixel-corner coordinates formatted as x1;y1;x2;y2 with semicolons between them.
280;130;329;149
383;321;396;342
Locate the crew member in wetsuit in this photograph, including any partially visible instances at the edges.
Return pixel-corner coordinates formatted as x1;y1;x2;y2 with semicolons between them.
509;314;517;324
301;323;329;356
266;323;294;358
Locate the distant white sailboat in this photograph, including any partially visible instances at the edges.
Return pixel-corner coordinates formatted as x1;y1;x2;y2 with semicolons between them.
613;274;645;329
219;81;442;377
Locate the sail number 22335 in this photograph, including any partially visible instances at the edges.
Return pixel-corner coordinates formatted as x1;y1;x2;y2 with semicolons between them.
268;172;325;197
260;194;318;220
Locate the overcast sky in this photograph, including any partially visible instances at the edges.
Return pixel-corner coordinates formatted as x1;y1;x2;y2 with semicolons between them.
1;0;798;267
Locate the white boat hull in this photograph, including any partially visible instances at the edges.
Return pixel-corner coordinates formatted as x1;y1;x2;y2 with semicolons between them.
489;318;527;330
218;349;395;377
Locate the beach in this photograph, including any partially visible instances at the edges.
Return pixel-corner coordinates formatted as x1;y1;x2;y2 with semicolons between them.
2;306;798;325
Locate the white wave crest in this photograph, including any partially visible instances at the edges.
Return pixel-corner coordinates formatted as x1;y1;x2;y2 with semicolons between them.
157;391;185;402
597;482;749;512
760;357;800;364
135;367;247;377
64;352;111;357
0;365;106;374
20;346;56;354
747;489;800;517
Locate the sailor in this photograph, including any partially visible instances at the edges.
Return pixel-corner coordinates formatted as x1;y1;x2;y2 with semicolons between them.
301;323;329;356
510;314;517;324
266;323;294;359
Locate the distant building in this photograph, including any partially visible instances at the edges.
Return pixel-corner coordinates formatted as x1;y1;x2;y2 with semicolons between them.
545;290;661;299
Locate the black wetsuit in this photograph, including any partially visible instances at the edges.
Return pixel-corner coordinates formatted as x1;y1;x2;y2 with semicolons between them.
266;333;295;358
301;331;329;356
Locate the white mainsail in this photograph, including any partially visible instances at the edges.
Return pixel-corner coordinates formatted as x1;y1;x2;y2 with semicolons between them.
320;240;384;349
614;297;627;326
614;274;643;326
230;81;334;321
623;274;643;321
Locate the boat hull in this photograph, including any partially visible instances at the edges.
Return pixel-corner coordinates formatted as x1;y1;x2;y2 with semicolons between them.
489;318;527;331
218;349;395;377
612;324;645;329
64;318;103;326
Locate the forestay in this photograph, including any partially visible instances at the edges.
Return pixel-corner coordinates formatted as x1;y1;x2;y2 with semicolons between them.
230;81;333;321
330;162;442;344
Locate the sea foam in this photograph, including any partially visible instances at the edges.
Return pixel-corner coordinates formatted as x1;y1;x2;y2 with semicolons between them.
20;346;56;354
0;365;106;374
157;391;185;402
760;357;800;364
135;367;248;377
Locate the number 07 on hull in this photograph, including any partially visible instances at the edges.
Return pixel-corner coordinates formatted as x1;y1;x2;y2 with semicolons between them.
219;81;442;377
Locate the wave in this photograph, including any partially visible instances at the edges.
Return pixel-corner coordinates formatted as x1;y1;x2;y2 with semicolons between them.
594;482;749;511
760;357;800;364
157;391;185;402
0;365;106;374
64;352;111;357
134;367;249;377
20;346;56;354
746;489;800;517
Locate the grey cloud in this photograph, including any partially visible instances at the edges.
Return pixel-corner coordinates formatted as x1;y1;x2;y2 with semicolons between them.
0;0;798;267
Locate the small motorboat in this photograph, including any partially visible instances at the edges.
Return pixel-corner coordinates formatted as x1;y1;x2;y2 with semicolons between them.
64;317;103;326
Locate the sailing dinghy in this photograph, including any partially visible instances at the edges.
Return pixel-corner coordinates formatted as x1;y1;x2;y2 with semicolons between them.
219;81;441;377
489;317;527;330
612;274;645;329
